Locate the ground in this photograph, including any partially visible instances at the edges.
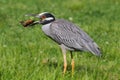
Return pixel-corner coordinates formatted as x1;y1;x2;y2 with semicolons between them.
0;0;120;80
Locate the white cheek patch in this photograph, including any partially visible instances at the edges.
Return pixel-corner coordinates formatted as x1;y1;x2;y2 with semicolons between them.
45;17;54;21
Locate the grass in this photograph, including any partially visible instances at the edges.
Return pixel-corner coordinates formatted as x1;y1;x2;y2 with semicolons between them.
0;0;120;80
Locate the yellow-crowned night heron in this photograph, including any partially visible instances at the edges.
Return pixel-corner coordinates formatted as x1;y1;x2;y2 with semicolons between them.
23;12;101;74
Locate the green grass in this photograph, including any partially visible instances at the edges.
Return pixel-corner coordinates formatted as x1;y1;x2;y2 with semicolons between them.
0;0;120;80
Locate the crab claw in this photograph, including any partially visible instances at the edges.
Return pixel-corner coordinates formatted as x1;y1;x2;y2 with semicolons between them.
20;19;35;27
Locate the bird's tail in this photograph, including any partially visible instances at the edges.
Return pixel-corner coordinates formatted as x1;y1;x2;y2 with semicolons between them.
86;42;101;56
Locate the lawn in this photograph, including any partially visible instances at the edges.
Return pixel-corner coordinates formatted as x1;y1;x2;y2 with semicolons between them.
0;0;120;80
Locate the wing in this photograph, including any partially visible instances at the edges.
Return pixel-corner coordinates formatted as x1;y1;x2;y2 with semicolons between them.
49;19;101;56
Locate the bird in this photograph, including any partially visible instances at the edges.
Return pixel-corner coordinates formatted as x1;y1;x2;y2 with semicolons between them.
23;12;101;75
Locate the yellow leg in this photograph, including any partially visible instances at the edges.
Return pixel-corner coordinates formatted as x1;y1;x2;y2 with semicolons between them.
71;59;74;76
63;53;67;74
70;51;74;76
60;45;67;74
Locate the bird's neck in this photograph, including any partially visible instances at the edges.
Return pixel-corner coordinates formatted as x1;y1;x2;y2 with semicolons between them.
42;23;52;36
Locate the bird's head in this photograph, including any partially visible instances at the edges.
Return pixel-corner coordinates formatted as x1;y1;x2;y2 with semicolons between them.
20;12;55;27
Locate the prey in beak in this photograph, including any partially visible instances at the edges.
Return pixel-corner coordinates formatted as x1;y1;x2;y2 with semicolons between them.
20;19;35;27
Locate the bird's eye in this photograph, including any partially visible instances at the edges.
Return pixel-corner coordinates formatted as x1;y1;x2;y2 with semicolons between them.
41;15;46;20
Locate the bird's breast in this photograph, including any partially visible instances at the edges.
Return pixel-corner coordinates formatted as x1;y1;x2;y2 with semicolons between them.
42;23;52;36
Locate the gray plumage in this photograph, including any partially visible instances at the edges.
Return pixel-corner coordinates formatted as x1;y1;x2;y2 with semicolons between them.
24;12;101;74
42;19;101;56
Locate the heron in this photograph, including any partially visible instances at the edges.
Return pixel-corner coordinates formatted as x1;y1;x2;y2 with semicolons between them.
21;12;101;75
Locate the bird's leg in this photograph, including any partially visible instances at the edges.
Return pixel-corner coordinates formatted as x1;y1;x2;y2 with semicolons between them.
70;51;74;76
63;52;67;74
60;45;67;74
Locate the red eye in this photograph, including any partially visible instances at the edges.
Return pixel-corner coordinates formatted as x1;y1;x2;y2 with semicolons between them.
41;15;46;19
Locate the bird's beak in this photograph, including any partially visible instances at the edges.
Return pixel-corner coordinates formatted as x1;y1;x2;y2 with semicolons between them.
25;13;44;21
25;13;43;19
25;13;39;17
